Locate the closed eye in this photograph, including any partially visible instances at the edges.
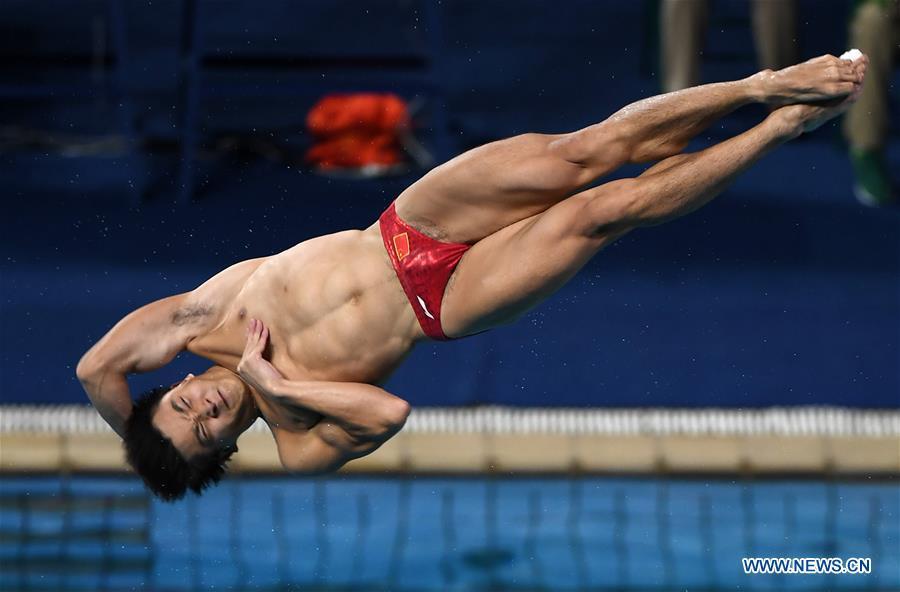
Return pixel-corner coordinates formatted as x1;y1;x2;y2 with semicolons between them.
196;423;211;447
169;398;210;448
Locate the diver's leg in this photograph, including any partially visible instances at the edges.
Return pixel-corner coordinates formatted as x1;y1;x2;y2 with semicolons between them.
397;55;864;244
440;98;858;337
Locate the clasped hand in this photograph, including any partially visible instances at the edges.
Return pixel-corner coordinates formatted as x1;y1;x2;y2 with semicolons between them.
237;318;284;394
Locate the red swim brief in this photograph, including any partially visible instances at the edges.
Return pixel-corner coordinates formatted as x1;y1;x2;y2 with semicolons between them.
379;202;470;340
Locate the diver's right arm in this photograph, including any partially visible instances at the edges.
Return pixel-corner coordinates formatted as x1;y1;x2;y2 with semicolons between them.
76;294;195;438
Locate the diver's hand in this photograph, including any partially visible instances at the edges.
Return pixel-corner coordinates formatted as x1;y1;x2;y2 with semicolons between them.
237;319;284;394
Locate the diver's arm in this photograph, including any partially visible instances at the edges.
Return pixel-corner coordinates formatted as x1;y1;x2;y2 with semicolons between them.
260;379;408;473
76;366;132;439
266;379;410;441
237;319;410;442
272;420;396;474
76;294;197;438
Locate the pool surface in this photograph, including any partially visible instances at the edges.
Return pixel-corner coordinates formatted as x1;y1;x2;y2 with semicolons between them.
1;475;898;591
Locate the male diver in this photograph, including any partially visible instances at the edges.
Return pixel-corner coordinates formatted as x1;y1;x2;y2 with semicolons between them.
77;54;867;500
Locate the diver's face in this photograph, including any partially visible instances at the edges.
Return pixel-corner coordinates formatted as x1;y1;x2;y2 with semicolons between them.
152;367;258;461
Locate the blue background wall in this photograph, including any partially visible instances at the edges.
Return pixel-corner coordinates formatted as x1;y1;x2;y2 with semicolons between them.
1;0;897;407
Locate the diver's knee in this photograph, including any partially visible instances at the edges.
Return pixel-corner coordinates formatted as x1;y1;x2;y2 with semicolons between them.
575;178;643;236
548;124;631;176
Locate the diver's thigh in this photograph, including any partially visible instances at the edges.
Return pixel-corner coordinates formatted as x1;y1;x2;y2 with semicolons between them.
440;196;607;338
394;133;588;244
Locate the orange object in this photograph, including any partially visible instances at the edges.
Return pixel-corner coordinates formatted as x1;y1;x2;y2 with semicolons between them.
306;132;402;168
305;93;410;169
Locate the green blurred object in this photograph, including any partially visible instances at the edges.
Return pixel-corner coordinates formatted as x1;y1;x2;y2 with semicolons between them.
850;148;894;206
853;0;891;12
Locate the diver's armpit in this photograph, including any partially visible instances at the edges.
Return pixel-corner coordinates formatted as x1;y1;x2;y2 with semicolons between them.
171;303;214;326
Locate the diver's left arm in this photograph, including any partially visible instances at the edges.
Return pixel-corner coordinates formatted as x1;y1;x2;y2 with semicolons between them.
265;379;411;442
264;382;410;474
271;416;400;474
237;319;411;443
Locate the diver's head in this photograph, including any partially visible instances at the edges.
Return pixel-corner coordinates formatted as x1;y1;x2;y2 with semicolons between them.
123;366;259;501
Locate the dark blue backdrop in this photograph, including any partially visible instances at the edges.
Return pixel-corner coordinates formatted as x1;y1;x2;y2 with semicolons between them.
1;0;898;407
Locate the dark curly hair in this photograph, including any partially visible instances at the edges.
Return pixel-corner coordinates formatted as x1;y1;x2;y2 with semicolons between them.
123;386;237;502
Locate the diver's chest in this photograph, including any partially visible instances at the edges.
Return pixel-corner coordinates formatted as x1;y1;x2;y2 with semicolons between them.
235;265;382;336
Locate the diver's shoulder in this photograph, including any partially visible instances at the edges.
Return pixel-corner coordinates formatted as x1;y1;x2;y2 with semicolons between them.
188;256;269;314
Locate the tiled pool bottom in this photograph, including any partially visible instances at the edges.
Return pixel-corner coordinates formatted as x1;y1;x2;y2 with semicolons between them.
0;476;897;591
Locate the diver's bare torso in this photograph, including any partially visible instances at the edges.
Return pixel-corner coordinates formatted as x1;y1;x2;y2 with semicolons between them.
177;135;589;400
185;224;422;389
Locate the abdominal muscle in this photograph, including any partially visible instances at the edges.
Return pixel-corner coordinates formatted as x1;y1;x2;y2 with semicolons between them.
188;225;421;392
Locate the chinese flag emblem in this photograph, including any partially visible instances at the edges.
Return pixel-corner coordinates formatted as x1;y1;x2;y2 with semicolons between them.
393;232;410;260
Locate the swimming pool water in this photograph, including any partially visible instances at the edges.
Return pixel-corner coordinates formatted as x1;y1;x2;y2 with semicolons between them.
1;475;897;591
